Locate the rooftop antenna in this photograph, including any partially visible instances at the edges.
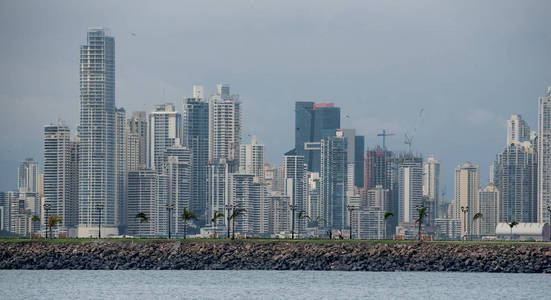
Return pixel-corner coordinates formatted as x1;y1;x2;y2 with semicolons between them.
377;129;395;150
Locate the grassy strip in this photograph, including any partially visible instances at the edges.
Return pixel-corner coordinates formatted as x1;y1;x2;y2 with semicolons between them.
0;238;549;246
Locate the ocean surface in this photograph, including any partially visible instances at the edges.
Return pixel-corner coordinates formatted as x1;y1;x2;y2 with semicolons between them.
0;270;549;299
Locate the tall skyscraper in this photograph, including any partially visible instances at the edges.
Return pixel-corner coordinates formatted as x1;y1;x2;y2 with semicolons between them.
126;111;147;171
283;154;307;232
479;183;500;236
494;142;537;223
354;136;365;188
320;131;347;230
454;161;480;237
127;169;168;237
295;102;340;172
43;121;77;232
182;87;209;222
340;129;357;195
78;27;116;237
239;136;265;180
208;161;230;228
394;154;423;224
267;194;291;235
364;147;393;191
148;103;182;171
114;107;127;233
231;173;267;236
208;84;241;166
538;87;551;223
423;155;440;221
208;84;241;229
507;114;532;145
165;143;192;237
18;158;39;194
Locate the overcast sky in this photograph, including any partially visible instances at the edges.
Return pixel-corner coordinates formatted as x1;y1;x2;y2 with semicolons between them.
1;0;551;197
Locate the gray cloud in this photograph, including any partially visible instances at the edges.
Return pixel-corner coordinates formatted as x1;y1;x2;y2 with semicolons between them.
1;0;551;196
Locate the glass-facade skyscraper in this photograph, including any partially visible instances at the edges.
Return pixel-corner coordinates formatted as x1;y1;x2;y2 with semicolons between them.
78;27;116;237
295;102;340;172
182;88;209;223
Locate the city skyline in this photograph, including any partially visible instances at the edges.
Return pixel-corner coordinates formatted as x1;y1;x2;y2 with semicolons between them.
2;1;551;194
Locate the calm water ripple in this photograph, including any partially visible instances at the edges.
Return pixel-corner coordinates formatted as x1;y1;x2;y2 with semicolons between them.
0;270;548;299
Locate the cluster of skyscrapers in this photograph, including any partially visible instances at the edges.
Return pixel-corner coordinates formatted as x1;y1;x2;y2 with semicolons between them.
2;27;551;241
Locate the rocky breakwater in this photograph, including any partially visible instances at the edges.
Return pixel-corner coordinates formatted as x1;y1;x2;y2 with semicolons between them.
1;241;551;272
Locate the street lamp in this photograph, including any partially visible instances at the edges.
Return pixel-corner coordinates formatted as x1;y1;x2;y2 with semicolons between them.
225;204;236;239
547;206;551;242
166;203;175;239
347;205;357;240
461;206;469;241
289;204;298;239
43;203;51;238
96;204;104;238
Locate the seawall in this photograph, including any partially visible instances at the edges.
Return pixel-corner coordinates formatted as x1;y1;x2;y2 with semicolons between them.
1;240;551;272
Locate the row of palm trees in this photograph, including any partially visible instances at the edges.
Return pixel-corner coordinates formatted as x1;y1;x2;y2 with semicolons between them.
30;214;62;238
134;208;198;239
211;208;246;239
134;207;247;239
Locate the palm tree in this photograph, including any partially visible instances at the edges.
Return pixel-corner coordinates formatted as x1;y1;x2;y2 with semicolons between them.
415;207;427;241
298;210;310;239
181;208;198;239
507;221;519;241
47;215;62;239
134;213;149;238
313;216;326;238
229;208;246;240
135;212;149;223
211;211;224;238
384;212;394;240
31;215;40;238
472;212;483;240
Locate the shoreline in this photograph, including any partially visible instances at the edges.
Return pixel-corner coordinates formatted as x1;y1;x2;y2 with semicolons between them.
2;240;551;273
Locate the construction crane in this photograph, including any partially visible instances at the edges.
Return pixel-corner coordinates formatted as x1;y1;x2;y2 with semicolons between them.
403;108;425;154
404;133;414;154
377;129;395;150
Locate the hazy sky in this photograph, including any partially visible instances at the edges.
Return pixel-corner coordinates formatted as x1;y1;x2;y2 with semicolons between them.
1;0;551;197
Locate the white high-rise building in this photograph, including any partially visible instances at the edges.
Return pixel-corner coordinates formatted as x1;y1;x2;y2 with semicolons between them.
127;169;168;237
78;27;117;237
339;129;356;196
494;142;537;223
395;154;423;224
208;84;241;165
231;173;268;236
207;84;241;229
479;183;499;236
284;155;308;233
18;158;39;194
165;143;192;237
454;161;480;237
538;87;551;223
192;85;204;99
148;103;182;171
43;121;77;232
320;132;347;230
239;136;264;180
423;155;440;221
507;114;532;145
